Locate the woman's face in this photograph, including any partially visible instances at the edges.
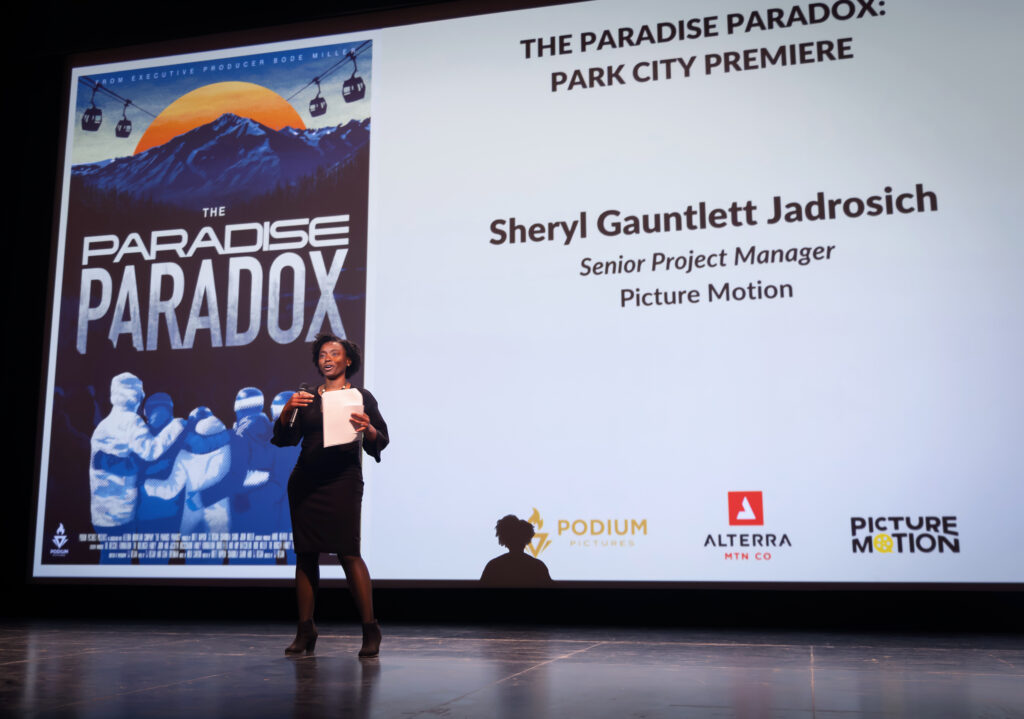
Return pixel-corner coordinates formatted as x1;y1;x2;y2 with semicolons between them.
318;341;348;380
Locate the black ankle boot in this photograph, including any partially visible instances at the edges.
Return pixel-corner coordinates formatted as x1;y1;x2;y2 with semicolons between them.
358;620;381;658
285;620;318;655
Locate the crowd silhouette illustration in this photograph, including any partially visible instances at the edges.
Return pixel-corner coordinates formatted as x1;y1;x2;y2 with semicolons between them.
87;371;299;564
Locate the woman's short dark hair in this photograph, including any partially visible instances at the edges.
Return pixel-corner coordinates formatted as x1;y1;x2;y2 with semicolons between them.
311;333;361;377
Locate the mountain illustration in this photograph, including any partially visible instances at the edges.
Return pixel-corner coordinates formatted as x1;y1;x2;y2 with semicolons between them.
72;113;370;207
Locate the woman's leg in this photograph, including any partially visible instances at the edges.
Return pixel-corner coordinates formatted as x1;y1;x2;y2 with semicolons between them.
286;552;321;654
339;554;380;657
295;552;320;622
338;555;374;623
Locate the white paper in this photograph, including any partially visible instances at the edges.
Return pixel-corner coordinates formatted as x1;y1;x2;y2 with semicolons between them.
321;390;364;447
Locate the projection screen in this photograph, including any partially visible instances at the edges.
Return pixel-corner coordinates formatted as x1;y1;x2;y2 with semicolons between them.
33;0;1024;585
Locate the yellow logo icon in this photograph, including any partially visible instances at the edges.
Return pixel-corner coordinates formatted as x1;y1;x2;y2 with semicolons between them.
874;533;894;553
526;507;552;558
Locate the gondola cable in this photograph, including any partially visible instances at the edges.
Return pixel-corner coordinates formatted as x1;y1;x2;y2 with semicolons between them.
286;41;371;116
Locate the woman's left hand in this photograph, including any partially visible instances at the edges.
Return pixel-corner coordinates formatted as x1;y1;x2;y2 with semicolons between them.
350;412;377;440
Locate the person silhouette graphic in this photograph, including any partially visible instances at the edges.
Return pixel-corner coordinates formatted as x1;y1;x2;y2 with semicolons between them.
480;515;553;586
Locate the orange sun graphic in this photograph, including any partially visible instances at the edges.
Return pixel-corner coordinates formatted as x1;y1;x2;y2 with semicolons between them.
134;81;305;155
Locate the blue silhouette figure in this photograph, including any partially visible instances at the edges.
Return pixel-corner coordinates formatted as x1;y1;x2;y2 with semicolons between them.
270;390;299;564
136;392;188;563
89;373;185;563
232;387;278;562
195;388;279;563
178;406;233;563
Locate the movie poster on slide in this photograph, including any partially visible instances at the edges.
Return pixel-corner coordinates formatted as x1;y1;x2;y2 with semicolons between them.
38;37;372;574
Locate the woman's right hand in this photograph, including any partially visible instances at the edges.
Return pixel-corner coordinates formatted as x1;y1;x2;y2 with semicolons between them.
282;390;315;417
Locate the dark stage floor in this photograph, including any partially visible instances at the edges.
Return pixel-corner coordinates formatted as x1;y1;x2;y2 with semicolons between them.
2;622;1022;718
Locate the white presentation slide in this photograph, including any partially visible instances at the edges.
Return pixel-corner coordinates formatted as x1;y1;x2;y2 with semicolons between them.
36;0;1023;584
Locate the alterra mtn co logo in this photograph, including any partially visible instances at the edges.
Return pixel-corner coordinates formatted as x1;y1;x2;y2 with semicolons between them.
704;491;791;561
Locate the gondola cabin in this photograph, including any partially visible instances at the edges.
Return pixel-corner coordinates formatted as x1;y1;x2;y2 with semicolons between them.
81;107;102;131
309;96;327;116
342;76;365;103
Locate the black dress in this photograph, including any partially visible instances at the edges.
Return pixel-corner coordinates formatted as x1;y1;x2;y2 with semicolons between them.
271;387;389;556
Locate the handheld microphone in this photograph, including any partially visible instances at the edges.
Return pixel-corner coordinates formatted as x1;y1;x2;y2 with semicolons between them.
289;383;315;428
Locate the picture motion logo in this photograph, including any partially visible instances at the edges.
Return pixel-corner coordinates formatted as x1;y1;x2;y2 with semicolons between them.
850;515;960;555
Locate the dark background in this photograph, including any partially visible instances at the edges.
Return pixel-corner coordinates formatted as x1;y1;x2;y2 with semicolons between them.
6;1;1021;631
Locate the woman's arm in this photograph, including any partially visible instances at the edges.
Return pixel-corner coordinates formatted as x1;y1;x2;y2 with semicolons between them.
355;389;389;462
271;391;315;447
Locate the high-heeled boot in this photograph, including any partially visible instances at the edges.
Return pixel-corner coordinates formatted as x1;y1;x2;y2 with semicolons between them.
285;620;318;655
358;620;381;658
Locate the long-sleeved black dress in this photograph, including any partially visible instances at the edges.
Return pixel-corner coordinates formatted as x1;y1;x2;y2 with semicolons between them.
271;387;388;556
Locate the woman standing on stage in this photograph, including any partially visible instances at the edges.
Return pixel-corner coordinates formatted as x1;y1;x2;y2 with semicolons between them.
272;333;389;658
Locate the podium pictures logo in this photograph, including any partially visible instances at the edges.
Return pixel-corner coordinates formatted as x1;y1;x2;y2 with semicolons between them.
524;507;648;551
728;491;763;526
526;507;552;558
49;523;70;557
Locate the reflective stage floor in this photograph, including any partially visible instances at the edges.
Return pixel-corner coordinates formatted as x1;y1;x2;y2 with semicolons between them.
2;622;1022;718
